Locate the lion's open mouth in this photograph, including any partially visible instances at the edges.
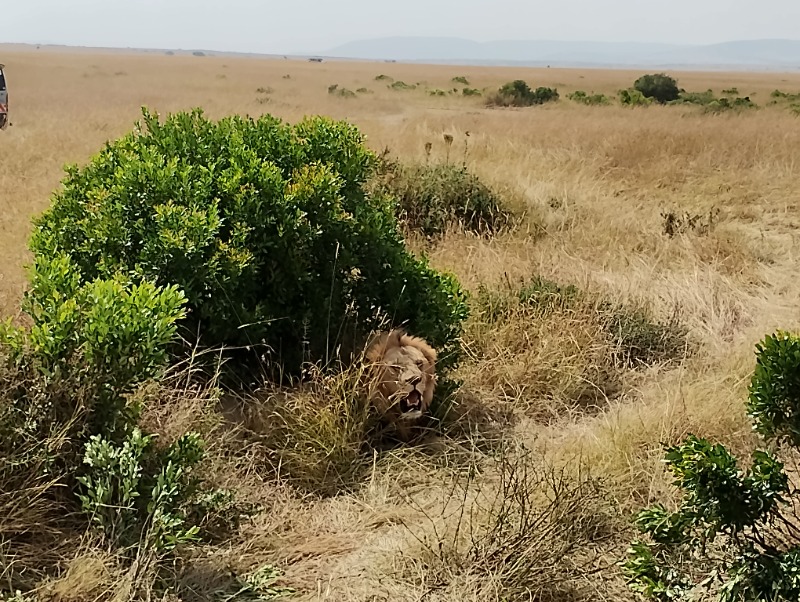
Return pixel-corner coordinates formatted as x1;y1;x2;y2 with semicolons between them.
400;390;422;414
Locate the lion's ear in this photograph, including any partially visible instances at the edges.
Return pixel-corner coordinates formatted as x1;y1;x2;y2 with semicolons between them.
388;328;405;347
418;341;437;367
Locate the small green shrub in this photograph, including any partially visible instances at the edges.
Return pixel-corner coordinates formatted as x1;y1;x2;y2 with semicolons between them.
672;90;756;112
633;73;680;104
618;88;653;107
462;87;481;96
673;89;716;106
747;331;800;447
567;90;612;105
375;74;393;81
721;87;739;95
77;428;206;552
707;96;756;112
452;76;470;85
624;331;800;602
389;80;415;90
771;89;800;102
487;80;559;107
428;88;446;96
356;87;372;94
2;253;186;436
30;108;469;375
225;564;295;600
371;157;514;238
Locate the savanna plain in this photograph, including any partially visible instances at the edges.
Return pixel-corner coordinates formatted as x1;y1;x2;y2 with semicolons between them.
3;48;800;601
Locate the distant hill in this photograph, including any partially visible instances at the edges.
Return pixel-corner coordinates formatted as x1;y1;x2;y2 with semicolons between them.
326;37;800;70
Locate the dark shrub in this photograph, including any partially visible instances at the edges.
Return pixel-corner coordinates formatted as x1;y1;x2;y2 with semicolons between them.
487;80;559;107
633;73;680;104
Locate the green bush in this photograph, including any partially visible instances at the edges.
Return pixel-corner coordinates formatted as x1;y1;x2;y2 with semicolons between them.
672;90;756;112
624;331;800;601
30;108;468;375
452;76;470;85
77;428;206;552
462;87;481;96
370;157;514;238
633;73;680;104
673;89;716;106
771;89;800;102
487;80;559;107
389;80;415;90
3;253;186;436
567;90;612;106
618;88;653;107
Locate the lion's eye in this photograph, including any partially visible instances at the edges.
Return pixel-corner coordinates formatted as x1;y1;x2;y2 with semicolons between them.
415;359;424;367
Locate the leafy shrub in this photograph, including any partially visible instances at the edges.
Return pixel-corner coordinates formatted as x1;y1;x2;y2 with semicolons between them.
375;74;393;81
567;90;612;105
452;76;470;85
624;331;800;602
429;88;446;96
704;96;756;113
370;156;514;238
487;80;559;107
618;88;653;107
771;89;800;102
672;90;756;112
77;428;207;552
389;80;415;90
30;108;469;375
3;253;186;436
721;87;739;95
462;87;481;96
633;73;680;104
673;89;716;106
356;87;372;94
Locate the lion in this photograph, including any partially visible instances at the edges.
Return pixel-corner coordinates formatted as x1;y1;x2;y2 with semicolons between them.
365;329;437;441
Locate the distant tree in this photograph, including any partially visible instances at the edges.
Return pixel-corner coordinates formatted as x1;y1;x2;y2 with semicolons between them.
633;73;680;104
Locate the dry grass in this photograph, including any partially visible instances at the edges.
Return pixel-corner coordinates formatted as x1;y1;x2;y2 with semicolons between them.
3;45;800;600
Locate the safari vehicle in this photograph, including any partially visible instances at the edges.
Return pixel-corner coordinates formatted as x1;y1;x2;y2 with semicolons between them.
0;64;8;130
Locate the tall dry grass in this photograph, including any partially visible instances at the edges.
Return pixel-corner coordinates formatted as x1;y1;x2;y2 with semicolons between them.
2;45;800;600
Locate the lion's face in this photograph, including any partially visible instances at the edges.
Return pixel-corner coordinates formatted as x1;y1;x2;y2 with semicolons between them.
366;330;437;428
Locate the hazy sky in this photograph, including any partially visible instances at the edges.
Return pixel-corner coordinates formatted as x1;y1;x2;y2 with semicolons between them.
5;0;800;54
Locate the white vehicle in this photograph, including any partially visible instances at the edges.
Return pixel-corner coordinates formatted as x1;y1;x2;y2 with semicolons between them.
0;64;8;130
